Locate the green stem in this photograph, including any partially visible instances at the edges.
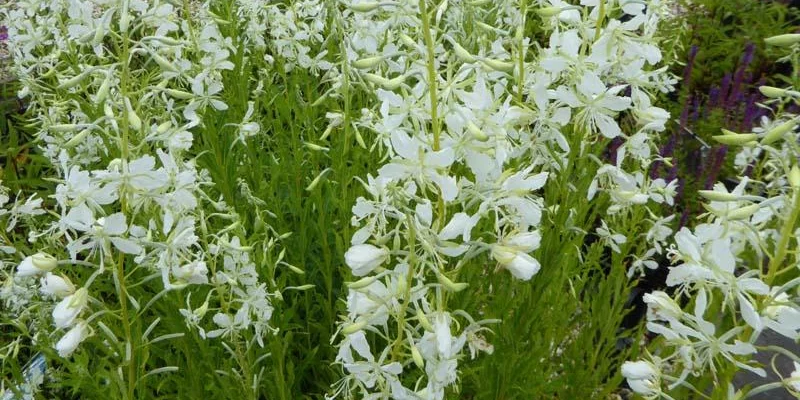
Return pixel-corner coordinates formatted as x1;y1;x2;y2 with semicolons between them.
594;0;606;42
766;188;800;285
117;4;136;398
391;217;417;361
418;0;441;151
516;0;527;103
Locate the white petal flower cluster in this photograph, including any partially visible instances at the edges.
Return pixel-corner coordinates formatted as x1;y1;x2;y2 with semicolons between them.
1;0;281;362
315;0;679;398
625;35;800;398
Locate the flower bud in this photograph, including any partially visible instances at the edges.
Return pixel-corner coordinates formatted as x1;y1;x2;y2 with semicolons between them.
56;321;90;357
352;56;384;69
698;190;740;202
354;128;367;149
726;203;760;220
53;288;89;329
348;275;380;289
765;33;800;47
416;308;434;332
95;72;112;104
759;86;787;98
124;98;142;131
436;273;468;292
621;360;657;383
536;6;562;18
156;121;172;134
341;320;367;335
57;69;93;90
363;73;405;90
466;121;489;141
150;51;178;73
789;165;800;188
643;291;682;320
711;132;758;145
40;273;76;298
344;244;389;276
64;129;91;149
761;119;797;145
452;42;476;63
410;343;424;368
16;253;58;277
349;1;382;12
163;88;194;100
481;57;515;73
399;33;417;48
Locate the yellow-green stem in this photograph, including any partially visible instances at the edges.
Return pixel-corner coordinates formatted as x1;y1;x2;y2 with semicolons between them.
418;0;441;151
391;217;417;361
118;7;136;399
766;188;800;285
594;0;606;42
516;0;527;103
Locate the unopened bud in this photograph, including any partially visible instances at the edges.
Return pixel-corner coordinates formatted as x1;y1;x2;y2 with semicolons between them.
410;343;424;368
156;121;172;135
163;89;194;100
789;165;800;188
349;1;382;12
150;51;178;73
95;72;112;104
57;70;93;90
363;73;405;90
452;42;476;63
303;142;330;152
466;121;489;141
727;203;760;220
761;119;797;145
124;98;142;131
481;58;515;73
759;86;787;98
698;190;740;202
32;252;58;271
765;33;800;47
399;33;417;48
64;129;91;149
348;275;380;290
341;320;367;335
306;168;331;191
437;273;468;292
536;6;562;18
352;56;384;69
711;133;758;145
416;308;434;332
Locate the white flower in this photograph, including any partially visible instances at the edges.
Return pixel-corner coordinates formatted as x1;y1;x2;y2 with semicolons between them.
788;361;800;392
16;253;58;277
621;360;660;397
63;204;143;259
596;220;627;253
491;245;541;281
557;72;631;139
53;288;89;329
56;321;91;358
172;261;209;285
377;130;458;202
40;273;76;298
344;244;389;276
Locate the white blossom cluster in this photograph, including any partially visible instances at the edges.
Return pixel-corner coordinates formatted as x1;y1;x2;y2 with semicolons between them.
623;35;800;399
235;0;330;72
324;0;680;398
1;0;279;363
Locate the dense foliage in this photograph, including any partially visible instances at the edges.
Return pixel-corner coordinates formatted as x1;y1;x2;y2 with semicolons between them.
0;0;799;399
